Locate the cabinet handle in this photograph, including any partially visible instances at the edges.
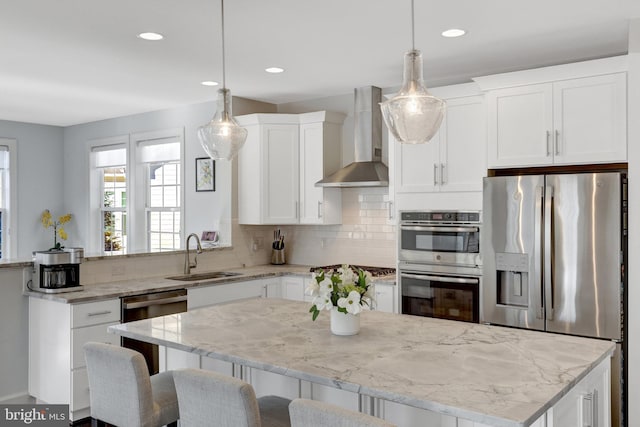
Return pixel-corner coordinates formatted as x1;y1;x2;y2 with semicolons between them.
546;131;551;156
433;164;438;186
581;390;598;427
440;163;445;185
317;201;323;218
295;201;299;219
87;310;112;317
555;130;560;155
387;201;394;220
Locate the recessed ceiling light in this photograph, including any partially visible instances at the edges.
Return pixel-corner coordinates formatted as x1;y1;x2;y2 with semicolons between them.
265;67;285;74
441;28;466;38
138;32;164;41
201;81;219;87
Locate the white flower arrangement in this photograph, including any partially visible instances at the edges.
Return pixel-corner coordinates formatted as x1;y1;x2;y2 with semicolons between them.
307;265;374;320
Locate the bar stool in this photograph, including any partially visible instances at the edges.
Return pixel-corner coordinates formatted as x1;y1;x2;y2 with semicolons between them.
173;368;291;427
289;398;397;427
83;342;179;427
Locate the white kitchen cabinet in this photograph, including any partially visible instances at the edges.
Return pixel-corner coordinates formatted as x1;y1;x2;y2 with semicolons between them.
372;282;396;313
486;73;626;168
29;297;120;422
547;355;610;427
299;112;345;224
281;275;308;301
394;91;486;194
237;114;300;225
187;278;272;309
237;112;345;225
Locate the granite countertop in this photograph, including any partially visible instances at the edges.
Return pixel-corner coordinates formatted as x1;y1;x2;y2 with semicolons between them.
25;264;396;303
109;298;614;427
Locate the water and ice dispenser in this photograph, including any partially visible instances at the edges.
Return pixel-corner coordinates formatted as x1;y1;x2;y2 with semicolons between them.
495;252;530;307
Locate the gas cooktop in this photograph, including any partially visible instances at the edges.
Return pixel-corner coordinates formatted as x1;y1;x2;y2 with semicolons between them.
310;264;396;277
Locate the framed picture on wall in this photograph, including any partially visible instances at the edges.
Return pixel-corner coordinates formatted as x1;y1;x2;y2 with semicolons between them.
195;157;215;192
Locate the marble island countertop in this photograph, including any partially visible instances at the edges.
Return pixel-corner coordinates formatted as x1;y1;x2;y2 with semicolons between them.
25;264;396;303
109;298;615;427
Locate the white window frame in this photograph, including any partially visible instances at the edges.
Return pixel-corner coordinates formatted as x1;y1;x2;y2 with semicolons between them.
145;161;182;251
0;138;17;259
131;128;185;253
88;136;130;255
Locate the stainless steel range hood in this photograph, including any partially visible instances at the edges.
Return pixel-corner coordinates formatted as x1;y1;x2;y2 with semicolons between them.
316;86;388;187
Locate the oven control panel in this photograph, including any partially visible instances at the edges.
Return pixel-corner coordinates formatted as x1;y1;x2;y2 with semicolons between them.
400;211;481;223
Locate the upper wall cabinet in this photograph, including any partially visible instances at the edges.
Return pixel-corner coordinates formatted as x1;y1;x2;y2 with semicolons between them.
476;57;627;168
298;112;345;224
236;111;345;225
394;84;486;194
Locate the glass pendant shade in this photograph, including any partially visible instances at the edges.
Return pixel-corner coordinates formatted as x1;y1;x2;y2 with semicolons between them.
198;88;248;161
380;49;445;144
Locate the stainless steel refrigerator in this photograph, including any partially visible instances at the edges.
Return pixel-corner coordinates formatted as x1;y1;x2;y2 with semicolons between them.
482;172;627;427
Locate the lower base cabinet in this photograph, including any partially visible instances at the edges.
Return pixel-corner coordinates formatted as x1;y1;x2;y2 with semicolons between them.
28;297;120;422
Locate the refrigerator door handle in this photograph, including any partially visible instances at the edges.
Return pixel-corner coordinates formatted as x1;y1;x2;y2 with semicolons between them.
534;186;544;319
544;185;555;321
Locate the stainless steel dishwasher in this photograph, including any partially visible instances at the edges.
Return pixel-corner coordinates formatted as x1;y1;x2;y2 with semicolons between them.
121;289;187;375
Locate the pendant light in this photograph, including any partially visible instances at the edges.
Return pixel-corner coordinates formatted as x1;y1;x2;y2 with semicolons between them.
380;0;445;144
197;0;247;161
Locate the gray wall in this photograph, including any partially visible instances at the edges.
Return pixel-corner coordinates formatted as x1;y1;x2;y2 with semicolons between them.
0;120;64;258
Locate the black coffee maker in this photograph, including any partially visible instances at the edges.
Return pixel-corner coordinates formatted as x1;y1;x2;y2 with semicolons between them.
33;248;84;293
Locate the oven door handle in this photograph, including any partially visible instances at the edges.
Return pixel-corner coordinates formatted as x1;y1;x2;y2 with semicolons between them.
400;226;479;233
401;273;479;285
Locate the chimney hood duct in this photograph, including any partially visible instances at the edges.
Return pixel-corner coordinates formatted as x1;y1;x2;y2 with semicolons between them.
316;86;389;187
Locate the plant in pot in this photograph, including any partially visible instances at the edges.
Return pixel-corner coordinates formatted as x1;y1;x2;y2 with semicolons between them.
307;265;374;335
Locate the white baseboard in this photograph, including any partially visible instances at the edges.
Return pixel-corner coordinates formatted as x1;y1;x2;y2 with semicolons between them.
0;392;34;404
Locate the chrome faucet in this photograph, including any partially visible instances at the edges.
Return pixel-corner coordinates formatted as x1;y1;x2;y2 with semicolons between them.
184;233;203;275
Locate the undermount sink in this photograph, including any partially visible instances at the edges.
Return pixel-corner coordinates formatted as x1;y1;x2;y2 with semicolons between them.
166;271;243;281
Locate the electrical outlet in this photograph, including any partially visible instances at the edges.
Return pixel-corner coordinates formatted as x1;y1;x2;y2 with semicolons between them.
252;236;264;252
23;267;33;292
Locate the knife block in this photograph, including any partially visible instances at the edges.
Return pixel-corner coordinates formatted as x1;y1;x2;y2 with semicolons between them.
271;248;285;265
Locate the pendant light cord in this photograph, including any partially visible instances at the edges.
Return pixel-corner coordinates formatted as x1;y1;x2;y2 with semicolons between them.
220;0;226;89
411;0;415;51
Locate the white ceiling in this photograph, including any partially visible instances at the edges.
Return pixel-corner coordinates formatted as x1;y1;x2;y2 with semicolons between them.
1;0;639;127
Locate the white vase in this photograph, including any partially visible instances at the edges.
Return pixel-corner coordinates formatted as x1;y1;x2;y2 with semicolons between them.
330;307;360;336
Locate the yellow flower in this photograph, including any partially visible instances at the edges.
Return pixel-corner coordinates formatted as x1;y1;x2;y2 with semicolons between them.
58;213;72;225
41;209;72;249
58;227;68;241
41;210;53;228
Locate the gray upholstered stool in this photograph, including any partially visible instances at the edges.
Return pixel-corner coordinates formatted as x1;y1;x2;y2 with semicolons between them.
173;368;291;427
289;398;397;427
83;342;179;427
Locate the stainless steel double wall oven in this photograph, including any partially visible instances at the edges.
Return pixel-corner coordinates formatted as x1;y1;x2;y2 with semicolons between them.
398;211;482;323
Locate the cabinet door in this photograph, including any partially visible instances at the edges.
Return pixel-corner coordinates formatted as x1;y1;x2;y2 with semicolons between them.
487;84;553;168
553;73;627;165
299;123;341;224
394;131;440;193
262;124;299;224
282;276;306;301
548;357;610;427
373;283;395;313
188;280;265;309
440;96;486;192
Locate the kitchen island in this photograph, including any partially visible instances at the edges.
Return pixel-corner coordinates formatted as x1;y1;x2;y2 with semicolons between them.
108;298;614;427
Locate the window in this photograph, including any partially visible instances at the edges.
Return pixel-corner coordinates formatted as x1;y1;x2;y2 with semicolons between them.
133;129;184;252
90;130;183;254
90;140;129;255
0;148;6;259
0;139;17;259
